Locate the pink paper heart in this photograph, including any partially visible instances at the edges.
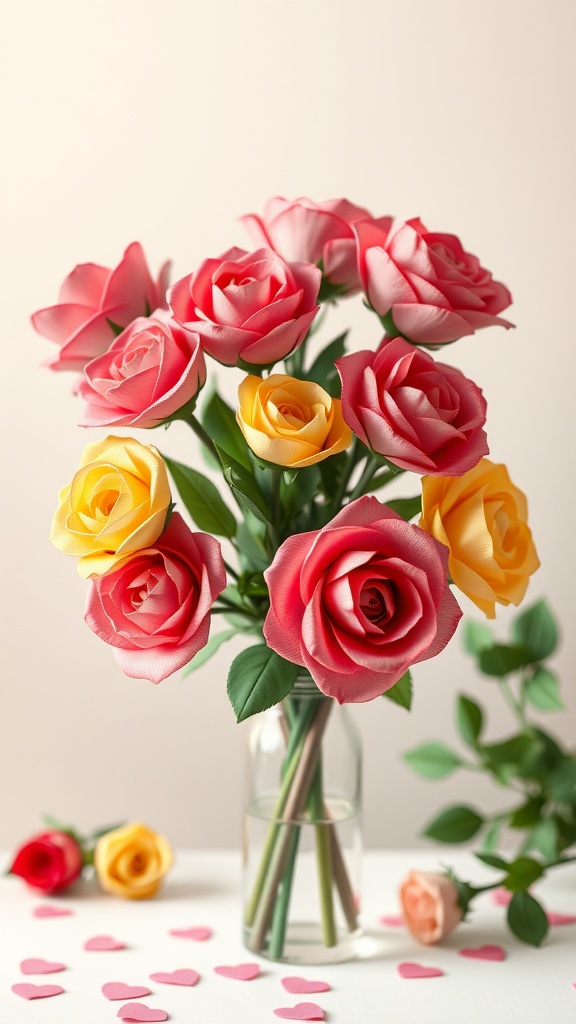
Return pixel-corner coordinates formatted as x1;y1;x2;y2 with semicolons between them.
459;944;506;962
150;969;200;987
397;961;444;979
273;1002;325;1021
117;1004;168;1022
282;977;331;994
379;913;404;927
20;958;66;974
214;962;261;981
490;887;512;907
33;904;73;918
168;926;212;941
84;934;127;951
12;983;64;1000
547;911;576;926
103;983;152;1000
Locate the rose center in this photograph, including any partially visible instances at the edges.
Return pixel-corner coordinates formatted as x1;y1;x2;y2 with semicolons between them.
359;582;394;627
130;852;148;875
275;401;310;429
93;488;119;519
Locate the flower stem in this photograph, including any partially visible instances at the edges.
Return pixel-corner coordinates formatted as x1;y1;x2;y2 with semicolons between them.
268;824;301;958
308;758;337;947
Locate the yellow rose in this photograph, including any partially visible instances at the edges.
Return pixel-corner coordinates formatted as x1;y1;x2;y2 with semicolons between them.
236;374;352;468
94;822;173;899
50;436;171;578
420;458;540;618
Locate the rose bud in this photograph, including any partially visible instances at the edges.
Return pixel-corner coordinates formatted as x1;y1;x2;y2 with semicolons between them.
399;870;463;944
94;822;172;899
9;829;83;894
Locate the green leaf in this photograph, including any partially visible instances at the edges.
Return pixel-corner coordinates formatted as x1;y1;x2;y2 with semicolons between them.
215;445;272;527
462;620;493;655
508;796;546;829
548;760;576;803
481;733;540;768
280;465;320;519
306;331;348;396
236;515;270;573
512;599;559;662
524;819;559;863
163;455;237;538
507;891;549;946
478;644;531;677
523;667;564;711
202;391;252;470
475;852;510;870
456;694;484;747
318;450;348;499
382;671;412;710
183;629;238;676
482;817;504;853
504;856;544;892
404;741;461;778
386;496;422;521
423;804;484;843
227;645;299;723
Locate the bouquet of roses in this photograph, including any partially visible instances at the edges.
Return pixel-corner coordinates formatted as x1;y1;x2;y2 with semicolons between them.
34;196;540;958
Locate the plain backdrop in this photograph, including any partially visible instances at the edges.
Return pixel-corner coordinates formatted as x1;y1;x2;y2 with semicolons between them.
1;0;575;852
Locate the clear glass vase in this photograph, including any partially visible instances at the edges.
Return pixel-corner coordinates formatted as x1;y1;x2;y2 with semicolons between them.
242;673;362;964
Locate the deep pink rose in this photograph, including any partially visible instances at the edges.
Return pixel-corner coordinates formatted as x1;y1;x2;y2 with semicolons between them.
32;242;171;372
9;830;83;893
263;495;462;703
169;246;320;367
241;196;380;294
336;336;488;475
77;311;206;428
355;217;513;345
85;513;226;683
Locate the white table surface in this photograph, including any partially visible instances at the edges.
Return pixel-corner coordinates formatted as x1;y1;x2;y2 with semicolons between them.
1;849;574;1024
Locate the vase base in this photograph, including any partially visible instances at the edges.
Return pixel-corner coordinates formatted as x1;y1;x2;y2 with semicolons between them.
243;921;363;965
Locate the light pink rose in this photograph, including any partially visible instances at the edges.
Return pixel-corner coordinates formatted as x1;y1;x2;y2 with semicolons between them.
169;247;320;368
399;870;463;944
77;311;206;428
84;513;226;683
263;495;462;703
336;336;488;475
32;242;171;372
241;196;381;294
355;217;513;345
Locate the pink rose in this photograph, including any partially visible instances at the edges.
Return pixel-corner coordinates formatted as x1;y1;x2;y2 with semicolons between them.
84;513;226;683
399;870;462;944
77;311;206;428
336;336;488;475
263;495;462;703
355;217;513;345
32;242;171;372
169;247;320;368
9;829;83;894
241;196;381;294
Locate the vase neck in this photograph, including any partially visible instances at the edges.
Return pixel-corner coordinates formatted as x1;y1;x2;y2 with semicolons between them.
292;673;328;700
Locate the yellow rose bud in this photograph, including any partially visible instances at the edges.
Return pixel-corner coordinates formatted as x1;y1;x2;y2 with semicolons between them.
236;374;352;468
50;436;171;578
419;458;540;618
94;822;173;900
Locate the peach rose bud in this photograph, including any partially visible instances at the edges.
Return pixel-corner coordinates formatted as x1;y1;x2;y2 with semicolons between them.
399;870;462;944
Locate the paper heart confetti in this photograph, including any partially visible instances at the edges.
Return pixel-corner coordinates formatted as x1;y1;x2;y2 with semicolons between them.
547;911;576;926
282;977;331;994
214;962;261;981
273;1002;325;1020
397;962;444;979
117;1004;168;1022
168;926;212;941
84;935;127;951
103;983;152;1000
458;944;506;962
150;969;200;987
12;983;65;1000
490;888;513;907
378;914;404;927
20;958;66;974
33;904;73;918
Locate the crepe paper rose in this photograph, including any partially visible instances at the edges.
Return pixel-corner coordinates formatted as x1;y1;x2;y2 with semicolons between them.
336;336;488;476
419;459;540;618
237;374;352;469
241;196;378;294
50;435;171;579
355;217;514;345
399;870;462;945
77;311;206;429
32;242;171;372
94;822;173;899
84;512;226;682
169;246;320;368
263;495;462;703
9;830;83;894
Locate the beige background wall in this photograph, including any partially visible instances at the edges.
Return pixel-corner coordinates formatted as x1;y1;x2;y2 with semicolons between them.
1;0;575;851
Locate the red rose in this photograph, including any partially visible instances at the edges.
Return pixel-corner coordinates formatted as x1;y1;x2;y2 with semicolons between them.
169;247;320;368
9;830;83;893
337;336;488;475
